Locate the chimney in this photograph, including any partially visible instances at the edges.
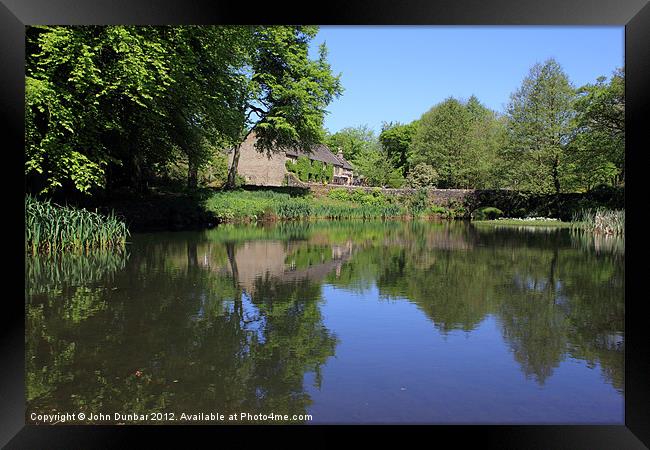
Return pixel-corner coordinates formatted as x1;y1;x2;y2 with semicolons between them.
337;147;344;159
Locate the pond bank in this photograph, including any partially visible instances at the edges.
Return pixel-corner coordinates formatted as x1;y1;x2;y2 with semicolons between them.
32;184;625;234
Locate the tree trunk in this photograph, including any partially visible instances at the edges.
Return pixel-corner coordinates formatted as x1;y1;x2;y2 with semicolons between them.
226;144;241;189
187;158;198;189
552;155;561;195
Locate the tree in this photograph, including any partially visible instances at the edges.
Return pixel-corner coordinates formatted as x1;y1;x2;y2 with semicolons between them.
409;97;501;189
26;26;173;194
379;121;418;176
157;26;252;189
325;125;378;161
225;27;343;188
502;59;576;194
405;163;438;188
25;26;253;194
25;26;342;195
352;147;404;188
567;68;624;189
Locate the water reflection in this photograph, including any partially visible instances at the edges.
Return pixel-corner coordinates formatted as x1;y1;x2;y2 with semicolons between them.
26;221;624;423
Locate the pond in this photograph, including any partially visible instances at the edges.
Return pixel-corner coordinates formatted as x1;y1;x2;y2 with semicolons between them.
25;221;624;424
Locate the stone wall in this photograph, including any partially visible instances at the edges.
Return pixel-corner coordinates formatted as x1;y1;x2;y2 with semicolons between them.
306;183;472;205
228;133;287;186
304;184;624;220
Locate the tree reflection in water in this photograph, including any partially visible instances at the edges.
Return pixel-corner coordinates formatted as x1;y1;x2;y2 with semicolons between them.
26;221;624;423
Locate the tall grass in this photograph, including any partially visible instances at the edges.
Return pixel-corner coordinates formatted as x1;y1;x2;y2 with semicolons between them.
311;203;402;219
204;189;405;222
571;208;625;236
25;195;130;254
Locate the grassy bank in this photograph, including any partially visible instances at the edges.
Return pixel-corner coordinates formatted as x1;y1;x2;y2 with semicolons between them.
203;188;405;222
472;218;573;228
472;209;624;236
26;195;129;254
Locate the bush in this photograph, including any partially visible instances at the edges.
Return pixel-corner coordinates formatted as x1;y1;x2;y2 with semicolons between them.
328;188;351;201
285;159;297;174
473;206;504;220
312;160;324;182
430;205;448;216
199;153;229;187
407;188;429;215
406;163;438;188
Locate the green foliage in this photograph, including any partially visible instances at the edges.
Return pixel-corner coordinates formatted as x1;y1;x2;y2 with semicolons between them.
25;26;342;194
312;160;325;182
472;207;504;221
352;147;404;187
203;188;404;222
410;96;504;189
295;156;312;182
429;205;450;217
324;163;334;183
405;163;438;188
198;152;229;187
502;58;575;194
229;27;343;188
286;158;332;184
25;25;253;194
285;159;297;174
407;189;429;215
379;121;418;176
277;200;313;219
328;188;351;202
325;125;378;161
25;195;129;254
311;203;402;219
566;68;625;190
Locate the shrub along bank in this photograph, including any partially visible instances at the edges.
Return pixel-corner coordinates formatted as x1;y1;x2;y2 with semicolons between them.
49;185;624;232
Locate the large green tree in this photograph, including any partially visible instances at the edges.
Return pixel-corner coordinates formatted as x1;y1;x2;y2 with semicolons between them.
225;26;343;188
502;58;576;194
325;124;378;161
25;26;254;194
25;26;342;194
379;121;418;176
566;67;625;190
352;147;404;188
26;26;171;194
409;96;503;189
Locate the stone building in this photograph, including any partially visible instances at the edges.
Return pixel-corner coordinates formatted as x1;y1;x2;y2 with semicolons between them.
228;132;354;186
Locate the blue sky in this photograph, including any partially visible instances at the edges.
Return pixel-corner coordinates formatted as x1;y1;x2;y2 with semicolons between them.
309;26;624;134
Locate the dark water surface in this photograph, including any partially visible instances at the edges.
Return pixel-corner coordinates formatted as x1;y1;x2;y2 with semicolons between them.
26;221;624;424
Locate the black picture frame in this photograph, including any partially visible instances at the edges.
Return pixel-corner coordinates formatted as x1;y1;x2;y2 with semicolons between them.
4;0;649;447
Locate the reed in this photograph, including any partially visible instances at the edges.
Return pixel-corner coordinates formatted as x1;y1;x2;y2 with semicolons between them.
570;208;625;236
25;195;130;254
204;190;405;222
